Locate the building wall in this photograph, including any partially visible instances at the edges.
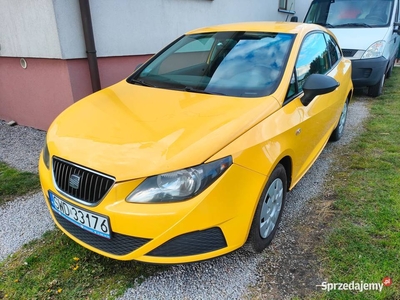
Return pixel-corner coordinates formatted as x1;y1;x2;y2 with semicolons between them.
0;55;152;130
0;57;75;129
0;0;310;130
0;0;309;59
87;0;306;57
0;0;62;58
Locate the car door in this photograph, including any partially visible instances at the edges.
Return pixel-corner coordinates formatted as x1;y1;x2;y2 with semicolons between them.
284;31;341;185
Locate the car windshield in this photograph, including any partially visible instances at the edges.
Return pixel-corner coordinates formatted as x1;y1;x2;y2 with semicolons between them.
304;0;393;28
128;31;295;97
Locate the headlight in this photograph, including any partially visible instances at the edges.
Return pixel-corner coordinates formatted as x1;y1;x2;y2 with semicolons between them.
42;143;50;169
126;156;232;203
362;40;385;59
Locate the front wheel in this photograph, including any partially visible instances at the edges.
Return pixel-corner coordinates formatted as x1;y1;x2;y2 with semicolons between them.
244;164;287;253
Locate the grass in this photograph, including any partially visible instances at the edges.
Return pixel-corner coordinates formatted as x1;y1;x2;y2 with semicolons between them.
314;68;400;299
0;162;40;205
0;230;166;299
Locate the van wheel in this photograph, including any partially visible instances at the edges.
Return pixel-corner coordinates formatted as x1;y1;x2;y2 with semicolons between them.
368;73;385;97
244;164;287;253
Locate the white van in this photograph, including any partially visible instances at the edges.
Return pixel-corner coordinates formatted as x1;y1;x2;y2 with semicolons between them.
301;0;400;97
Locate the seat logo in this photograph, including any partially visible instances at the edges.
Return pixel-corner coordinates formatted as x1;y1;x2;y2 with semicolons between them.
69;174;81;189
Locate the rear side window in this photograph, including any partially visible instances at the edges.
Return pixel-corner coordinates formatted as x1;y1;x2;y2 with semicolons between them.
324;33;341;66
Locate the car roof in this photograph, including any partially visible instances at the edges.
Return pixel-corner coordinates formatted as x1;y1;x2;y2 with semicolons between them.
186;21;326;35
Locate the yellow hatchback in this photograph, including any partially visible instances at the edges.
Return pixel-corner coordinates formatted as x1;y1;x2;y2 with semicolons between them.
39;22;353;264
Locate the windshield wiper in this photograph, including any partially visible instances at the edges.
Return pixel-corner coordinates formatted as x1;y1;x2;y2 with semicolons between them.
335;23;371;28
184;86;225;95
129;78;157;87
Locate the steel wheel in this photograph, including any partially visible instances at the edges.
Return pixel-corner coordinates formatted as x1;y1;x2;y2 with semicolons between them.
244;164;287;253
259;178;283;238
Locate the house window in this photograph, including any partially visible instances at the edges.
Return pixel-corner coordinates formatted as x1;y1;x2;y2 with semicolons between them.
278;0;295;14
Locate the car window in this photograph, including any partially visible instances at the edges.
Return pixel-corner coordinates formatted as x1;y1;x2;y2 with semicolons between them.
324;33;341;66
129;31;295;97
176;37;214;53
286;32;331;100
140;34;214;76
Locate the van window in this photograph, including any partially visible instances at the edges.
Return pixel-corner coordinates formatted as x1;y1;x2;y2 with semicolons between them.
304;0;394;28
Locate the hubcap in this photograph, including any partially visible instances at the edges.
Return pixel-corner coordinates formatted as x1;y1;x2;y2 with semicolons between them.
259;178;283;238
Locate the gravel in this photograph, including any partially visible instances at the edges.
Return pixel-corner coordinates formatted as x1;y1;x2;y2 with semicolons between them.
0;97;370;298
0;120;53;262
0;193;54;261
0;120;46;174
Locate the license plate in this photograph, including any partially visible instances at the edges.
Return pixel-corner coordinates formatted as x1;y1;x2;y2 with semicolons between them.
48;191;111;239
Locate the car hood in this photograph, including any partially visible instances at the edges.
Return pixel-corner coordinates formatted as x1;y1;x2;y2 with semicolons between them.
47;81;280;181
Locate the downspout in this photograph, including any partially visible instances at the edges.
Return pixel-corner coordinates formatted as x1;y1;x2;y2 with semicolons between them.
79;0;101;92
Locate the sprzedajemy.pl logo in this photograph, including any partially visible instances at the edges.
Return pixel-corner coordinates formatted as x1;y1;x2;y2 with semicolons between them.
316;277;392;292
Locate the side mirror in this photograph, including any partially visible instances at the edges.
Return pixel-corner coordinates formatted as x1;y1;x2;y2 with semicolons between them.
290;16;299;22
301;74;339;106
393;22;400;34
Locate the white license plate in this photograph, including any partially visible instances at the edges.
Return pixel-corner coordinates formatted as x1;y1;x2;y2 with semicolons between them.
49;191;111;239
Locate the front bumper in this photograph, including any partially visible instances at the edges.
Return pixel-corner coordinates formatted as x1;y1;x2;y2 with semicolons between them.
39;153;266;264
350;56;388;88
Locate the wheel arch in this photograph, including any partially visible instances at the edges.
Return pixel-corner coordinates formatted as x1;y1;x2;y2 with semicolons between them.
277;155;292;191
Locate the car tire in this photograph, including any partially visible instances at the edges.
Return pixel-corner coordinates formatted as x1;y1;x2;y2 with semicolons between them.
244;164;287;253
330;98;349;142
368;73;385;97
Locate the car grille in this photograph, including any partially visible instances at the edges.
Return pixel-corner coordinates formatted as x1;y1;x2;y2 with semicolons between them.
146;227;227;257
52;209;151;255
52;157;115;205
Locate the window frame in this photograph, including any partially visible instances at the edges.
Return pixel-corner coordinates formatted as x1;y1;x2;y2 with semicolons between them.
278;0;296;14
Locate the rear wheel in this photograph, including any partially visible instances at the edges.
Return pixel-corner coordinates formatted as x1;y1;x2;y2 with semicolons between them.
244;164;287;253
330;99;349;142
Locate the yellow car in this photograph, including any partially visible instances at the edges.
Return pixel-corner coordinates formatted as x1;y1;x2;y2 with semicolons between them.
39;22;353;264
